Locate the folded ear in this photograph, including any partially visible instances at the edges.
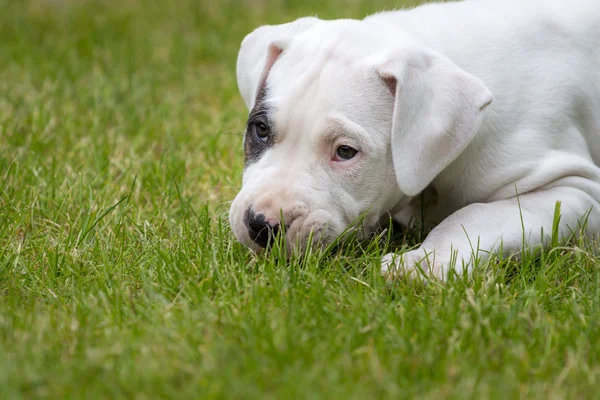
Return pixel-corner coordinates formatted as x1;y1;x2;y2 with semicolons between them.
377;49;493;196
236;17;321;110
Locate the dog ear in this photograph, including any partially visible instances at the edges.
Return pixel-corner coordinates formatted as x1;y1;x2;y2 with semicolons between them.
377;49;493;196
236;17;321;109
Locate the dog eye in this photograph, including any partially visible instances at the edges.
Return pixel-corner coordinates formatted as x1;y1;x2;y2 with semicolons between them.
335;145;358;161
252;122;269;142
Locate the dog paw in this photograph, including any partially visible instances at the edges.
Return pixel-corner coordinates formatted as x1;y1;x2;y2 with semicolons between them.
380;249;450;281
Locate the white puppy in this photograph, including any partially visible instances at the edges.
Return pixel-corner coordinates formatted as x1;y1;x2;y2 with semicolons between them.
229;0;600;280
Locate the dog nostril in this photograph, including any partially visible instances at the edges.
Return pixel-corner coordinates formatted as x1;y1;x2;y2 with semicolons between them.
245;209;280;248
247;211;266;232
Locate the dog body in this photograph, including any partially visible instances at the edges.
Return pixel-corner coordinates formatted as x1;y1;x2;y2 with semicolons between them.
230;0;600;279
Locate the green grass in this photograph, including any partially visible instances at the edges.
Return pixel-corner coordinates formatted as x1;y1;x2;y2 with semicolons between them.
1;0;600;398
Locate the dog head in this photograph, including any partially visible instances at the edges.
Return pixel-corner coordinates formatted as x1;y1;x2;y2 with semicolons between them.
229;17;492;252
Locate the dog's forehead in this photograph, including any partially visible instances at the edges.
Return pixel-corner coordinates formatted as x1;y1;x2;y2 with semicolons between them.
265;23;389;120
274;72;384;130
270;20;384;79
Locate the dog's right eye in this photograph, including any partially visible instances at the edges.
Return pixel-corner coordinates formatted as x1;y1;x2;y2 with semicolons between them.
334;145;358;161
252;122;269;142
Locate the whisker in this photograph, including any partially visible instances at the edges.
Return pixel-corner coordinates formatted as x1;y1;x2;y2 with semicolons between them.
220;131;244;137
218;128;245;137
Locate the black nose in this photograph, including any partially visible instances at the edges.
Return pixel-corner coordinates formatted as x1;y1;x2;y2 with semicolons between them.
245;209;280;248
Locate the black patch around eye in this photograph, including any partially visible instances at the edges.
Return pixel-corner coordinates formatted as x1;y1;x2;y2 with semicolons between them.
244;88;274;167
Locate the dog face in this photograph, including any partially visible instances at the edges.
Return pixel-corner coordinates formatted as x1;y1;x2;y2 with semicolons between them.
230;17;493;251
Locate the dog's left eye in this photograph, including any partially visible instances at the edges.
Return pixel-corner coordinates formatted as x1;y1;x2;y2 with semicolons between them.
252;122;269;142
334;145;358;161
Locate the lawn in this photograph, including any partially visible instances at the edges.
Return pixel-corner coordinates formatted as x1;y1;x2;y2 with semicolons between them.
1;0;600;398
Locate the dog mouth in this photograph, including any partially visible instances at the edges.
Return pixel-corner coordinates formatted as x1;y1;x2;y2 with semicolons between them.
248;217;332;253
230;200;340;253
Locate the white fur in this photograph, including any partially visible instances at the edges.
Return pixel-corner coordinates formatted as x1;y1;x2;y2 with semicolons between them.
230;0;600;280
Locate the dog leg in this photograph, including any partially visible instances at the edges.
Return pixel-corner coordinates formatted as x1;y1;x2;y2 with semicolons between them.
381;186;600;281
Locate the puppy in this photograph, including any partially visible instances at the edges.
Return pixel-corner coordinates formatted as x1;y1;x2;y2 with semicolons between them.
229;0;600;280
